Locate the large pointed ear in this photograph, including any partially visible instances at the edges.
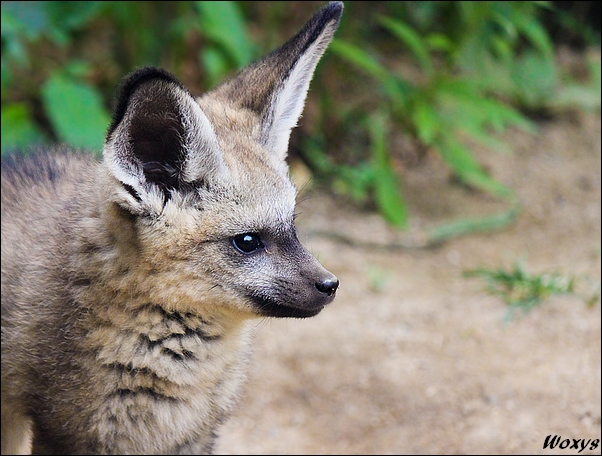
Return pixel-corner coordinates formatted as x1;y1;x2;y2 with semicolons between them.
103;67;228;211
210;1;343;161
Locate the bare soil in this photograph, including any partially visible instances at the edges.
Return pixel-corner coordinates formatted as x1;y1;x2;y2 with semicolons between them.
216;109;601;455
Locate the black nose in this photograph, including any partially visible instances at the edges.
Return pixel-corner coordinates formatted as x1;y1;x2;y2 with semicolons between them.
315;277;339;296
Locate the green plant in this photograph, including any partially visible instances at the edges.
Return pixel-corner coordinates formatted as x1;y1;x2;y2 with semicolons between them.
2;2;599;236
1;1;255;155
303;1;599;231
366;264;391;293
464;259;600;321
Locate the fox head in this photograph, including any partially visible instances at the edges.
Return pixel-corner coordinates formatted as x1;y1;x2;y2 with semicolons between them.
100;2;342;319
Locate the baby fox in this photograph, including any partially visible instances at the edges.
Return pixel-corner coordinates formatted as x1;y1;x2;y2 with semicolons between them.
1;2;342;454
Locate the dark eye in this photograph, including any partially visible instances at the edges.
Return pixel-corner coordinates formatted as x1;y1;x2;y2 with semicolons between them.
232;233;264;254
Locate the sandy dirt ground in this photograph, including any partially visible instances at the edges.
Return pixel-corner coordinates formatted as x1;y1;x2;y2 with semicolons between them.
216;108;601;455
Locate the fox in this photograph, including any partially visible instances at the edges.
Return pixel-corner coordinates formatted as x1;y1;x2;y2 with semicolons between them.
1;2;342;454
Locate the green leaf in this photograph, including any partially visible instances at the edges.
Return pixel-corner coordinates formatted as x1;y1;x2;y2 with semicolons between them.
411;99;439;145
368;113;408;228
425;33;454;53
329;39;391;83
491;10;519;43
510;9;554;60
437;138;511;198
429;199;520;243
1;102;46;155
329;39;411;105
44;1;103;31
511;50;558;109
373;166;409;228
300;137;335;175
378;15;434;76
195;1;253;68
41;72;110;153
201;46;231;88
1;2;50;40
436;79;536;134
333;164;374;203
491;35;514;63
463;257;590;321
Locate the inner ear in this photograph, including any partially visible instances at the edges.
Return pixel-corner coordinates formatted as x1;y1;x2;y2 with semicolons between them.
130;106;186;188
128;89;186;189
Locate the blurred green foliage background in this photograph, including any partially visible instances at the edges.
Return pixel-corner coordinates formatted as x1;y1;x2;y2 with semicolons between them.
1;1;600;232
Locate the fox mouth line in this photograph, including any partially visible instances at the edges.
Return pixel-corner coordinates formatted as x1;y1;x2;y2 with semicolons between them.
249;294;325;319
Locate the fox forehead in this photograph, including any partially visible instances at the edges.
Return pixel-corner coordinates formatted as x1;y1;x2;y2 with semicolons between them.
196;94;288;174
155;162;297;239
190;95;299;233
203;175;297;235
152;194;295;254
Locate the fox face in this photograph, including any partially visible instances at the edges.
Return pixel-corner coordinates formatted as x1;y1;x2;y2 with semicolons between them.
99;3;342;320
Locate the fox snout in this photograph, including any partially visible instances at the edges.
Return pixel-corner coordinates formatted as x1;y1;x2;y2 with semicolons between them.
251;269;338;319
306;265;339;309
229;229;339;319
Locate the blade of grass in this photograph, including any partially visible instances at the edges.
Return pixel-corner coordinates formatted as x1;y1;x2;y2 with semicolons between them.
195;1;253;68
329;39;411;106
377;15;434;77
428;197;520;243
437;137;512;197
368;112;408;228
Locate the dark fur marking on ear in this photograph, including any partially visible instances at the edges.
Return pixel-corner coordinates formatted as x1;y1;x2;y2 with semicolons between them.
142;161;179;189
107;67;189;139
122;183;142;202
128;94;187;188
110;67;196;193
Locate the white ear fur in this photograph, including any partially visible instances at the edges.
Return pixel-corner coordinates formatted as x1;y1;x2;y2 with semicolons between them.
180;93;229;184
261;21;339;161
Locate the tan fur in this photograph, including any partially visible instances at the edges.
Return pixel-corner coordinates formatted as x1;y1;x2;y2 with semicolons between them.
1;2;342;454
